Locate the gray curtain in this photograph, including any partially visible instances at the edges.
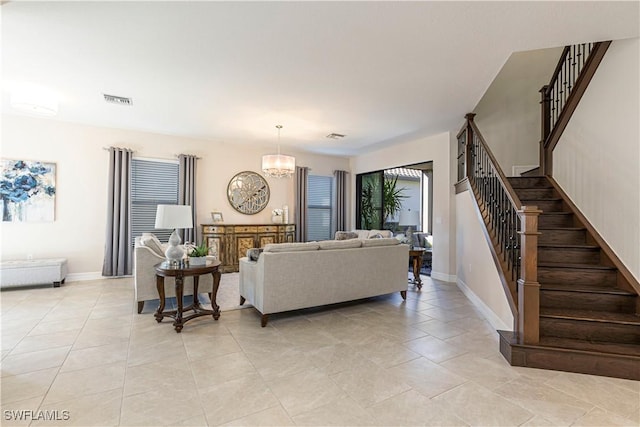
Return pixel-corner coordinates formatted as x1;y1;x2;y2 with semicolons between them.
334;170;348;232
102;147;133;277
295;166;309;242
178;154;197;244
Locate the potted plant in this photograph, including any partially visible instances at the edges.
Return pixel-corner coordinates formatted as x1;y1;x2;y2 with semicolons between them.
187;242;209;266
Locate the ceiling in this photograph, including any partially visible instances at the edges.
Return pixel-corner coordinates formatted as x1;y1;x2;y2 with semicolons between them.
2;1;638;156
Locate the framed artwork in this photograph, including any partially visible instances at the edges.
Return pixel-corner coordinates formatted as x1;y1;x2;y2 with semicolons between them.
211;211;224;223
1;159;56;222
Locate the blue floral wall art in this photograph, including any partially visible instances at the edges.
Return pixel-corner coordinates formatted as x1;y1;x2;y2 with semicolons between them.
1;159;56;222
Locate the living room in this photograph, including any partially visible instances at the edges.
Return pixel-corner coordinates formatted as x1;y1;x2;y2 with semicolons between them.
2;1;639;426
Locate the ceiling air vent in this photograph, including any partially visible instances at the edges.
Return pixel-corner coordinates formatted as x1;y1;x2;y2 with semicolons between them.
103;94;133;106
326;133;345;140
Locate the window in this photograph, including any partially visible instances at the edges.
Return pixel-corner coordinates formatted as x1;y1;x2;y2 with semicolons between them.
131;158;179;243
307;175;333;241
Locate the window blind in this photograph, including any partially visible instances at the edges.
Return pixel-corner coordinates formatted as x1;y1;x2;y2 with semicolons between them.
307;175;333;241
131;159;179;243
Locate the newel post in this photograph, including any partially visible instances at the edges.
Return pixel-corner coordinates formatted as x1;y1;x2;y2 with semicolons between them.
539;86;552;176
517;205;542;345
464;113;476;180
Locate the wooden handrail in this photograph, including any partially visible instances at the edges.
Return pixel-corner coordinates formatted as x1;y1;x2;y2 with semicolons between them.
467;117;523;210
540;41;611;175
458;114;540;344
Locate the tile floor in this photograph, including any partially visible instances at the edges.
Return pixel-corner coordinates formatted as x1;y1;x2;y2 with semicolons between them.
1;275;638;426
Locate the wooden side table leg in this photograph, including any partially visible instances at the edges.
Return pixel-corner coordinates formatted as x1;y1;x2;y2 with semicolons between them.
192;276;200;309
211;270;221;320
413;256;423;290
155;275;166;323
174;274;185;332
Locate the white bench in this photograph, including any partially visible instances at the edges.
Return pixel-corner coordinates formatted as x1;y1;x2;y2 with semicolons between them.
0;258;68;289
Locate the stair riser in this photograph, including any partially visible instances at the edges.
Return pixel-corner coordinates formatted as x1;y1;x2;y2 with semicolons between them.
540;290;636;313
499;332;640;380
507;178;551;189
515;188;557;199
538;267;617;286
540;318;640;344
524;200;563;213
539;215;574;228
539;229;585;245
538;248;600;264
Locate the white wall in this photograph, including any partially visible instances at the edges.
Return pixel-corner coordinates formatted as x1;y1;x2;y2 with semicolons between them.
0;115;349;277
554;37;640;281
473;46;563;175
350;132;456;281
456;190;514;330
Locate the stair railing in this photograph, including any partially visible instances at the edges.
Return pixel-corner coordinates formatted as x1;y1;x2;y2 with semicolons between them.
540;41;611;175
458;113;541;344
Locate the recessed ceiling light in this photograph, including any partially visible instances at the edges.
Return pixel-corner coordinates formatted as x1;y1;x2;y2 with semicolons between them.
10;84;59;116
326;133;346;139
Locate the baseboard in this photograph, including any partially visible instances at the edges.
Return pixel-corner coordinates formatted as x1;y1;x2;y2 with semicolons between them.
430;271;456;282
456;278;513;331
65;271;105;282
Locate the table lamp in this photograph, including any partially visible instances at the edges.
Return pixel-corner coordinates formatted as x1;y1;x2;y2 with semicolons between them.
398;209;420;248
154;204;193;263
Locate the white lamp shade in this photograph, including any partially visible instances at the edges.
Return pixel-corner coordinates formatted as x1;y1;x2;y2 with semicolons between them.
398;209;420;226
154;204;193;229
262;154;295;178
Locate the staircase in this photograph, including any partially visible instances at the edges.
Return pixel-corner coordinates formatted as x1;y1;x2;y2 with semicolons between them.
498;176;640;380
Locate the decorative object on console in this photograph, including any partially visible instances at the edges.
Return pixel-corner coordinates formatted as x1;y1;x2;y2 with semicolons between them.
227;171;270;214
154;204;193;264
211;211;223;223
1;159;56;222
283;205;289;223
271;208;283;224
262;125;295;178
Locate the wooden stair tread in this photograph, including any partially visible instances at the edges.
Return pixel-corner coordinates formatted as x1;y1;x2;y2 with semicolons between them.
520;197;562;201
537;336;640;358
539;227;585;231
539;283;635;295
538;262;616;270
538;244;599;249
540;308;640;325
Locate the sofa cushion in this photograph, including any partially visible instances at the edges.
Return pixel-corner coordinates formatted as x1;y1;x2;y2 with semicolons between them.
368;229;393;238
335;231;359;240
361;237;401;247
263;242;320;253
140;234;166;257
319;239;362;250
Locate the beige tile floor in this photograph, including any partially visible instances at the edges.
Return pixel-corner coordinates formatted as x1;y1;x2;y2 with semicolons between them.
1;274;638;427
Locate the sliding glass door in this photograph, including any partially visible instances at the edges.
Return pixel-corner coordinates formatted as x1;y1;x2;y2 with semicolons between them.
356;171;384;229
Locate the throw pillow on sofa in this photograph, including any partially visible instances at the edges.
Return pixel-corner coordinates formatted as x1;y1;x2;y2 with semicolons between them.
247;248;264;261
335;231;359;240
140;234;166;257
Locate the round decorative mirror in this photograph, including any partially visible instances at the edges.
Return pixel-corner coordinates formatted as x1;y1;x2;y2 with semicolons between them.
227;171;270;215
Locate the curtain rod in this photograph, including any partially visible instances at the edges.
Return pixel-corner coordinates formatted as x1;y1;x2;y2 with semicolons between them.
102;146;134;152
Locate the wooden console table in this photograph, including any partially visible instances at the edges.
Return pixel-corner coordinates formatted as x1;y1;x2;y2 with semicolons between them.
201;224;295;273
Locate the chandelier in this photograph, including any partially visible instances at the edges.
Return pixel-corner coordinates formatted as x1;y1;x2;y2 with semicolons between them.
262;125;295;178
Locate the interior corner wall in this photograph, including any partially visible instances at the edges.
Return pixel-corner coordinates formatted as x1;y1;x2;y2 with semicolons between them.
554;37;640;281
472;46;563;176
350;131;456;281
455;190;514;330
0;115;349;276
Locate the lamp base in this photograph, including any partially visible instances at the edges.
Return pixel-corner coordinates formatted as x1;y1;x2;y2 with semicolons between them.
165;229;184;263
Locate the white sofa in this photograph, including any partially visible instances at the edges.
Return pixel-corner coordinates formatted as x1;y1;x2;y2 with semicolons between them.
134;234;214;313
239;236;409;326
